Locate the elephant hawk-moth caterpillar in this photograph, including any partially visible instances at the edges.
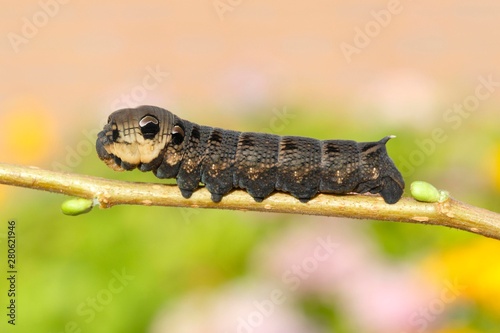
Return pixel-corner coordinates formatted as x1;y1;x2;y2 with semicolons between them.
96;105;405;204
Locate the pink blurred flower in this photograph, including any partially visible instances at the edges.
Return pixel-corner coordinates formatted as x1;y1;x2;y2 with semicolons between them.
149;280;321;333
251;218;437;332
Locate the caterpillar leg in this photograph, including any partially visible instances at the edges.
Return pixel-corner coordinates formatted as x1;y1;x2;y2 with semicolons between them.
201;129;240;203
210;192;224;203
233;133;280;203
379;176;404;204
275;137;322;202
179;188;194;199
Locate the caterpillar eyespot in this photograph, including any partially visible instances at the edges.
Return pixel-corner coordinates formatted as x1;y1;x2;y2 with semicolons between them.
96;105;405;204
139;114;159;127
171;125;185;145
139;115;160;140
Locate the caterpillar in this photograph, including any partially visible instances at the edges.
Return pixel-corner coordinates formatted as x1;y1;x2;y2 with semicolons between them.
96;105;405;204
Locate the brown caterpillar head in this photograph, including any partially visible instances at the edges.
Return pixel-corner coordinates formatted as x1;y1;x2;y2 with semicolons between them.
96;105;182;172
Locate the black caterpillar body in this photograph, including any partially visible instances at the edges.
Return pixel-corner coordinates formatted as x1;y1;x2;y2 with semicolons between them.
96;106;405;204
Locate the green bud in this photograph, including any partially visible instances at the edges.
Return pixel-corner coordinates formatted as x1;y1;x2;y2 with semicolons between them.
61;198;94;216
410;181;440;203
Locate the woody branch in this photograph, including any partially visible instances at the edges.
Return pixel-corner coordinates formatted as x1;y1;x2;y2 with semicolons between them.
0;163;499;240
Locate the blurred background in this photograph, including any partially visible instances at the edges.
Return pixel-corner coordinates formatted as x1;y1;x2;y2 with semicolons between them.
1;1;500;332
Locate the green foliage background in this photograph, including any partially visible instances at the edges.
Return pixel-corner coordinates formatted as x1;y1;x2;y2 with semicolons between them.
0;106;498;333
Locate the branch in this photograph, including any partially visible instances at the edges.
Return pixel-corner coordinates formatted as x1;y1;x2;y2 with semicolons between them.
0;163;499;240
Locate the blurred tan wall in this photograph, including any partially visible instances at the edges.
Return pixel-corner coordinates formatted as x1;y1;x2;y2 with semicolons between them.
1;0;499;165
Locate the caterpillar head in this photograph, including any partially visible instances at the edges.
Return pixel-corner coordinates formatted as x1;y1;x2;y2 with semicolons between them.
96;105;184;172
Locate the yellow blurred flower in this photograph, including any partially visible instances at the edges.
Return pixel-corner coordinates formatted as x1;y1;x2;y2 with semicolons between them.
487;142;500;191
434;329;479;333
423;238;500;314
0;98;59;203
0;99;57;165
